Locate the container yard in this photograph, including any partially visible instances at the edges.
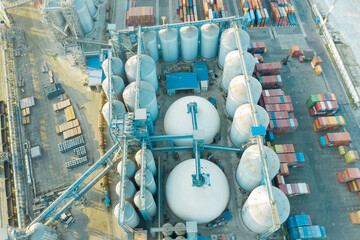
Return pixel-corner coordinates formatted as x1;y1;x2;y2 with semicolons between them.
0;0;360;240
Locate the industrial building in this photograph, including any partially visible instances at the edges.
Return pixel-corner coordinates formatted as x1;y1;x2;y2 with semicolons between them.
0;0;360;240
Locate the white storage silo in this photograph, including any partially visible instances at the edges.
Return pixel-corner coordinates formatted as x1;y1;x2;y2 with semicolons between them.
101;57;124;79
222;51;258;90
134;189;157;217
85;0;96;17
101;101;126;125
164;96;220;146
102;76;125;100
125;54;158;91
123;81;159;121
159;28;178;63
162;223;174;237
174;222;186;236
165;159;230;224
226;75;262;118
135;149;157;176
115;180;136;199
230;104;269;148
200;23;220;59
180;26;199;62
117;159;136;178
75;0;94;34
114;202;140;228
242;186;290;234
218;28;250;68
143;31;159;62
48;1;66;28
28;223;58;240
134;169;156;195
236;145;280;192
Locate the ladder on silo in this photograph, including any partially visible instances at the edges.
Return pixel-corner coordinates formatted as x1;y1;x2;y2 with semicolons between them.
2;30;26;228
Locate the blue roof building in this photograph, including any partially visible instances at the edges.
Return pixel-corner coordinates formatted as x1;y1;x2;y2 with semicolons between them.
166;72;200;96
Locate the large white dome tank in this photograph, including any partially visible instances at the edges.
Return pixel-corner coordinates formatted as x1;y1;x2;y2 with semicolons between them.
218;28;250;68
102;76;125;100
242;186;290;234
134;189;157;217
222;51;257;90
28;223;58;240
48;1;66;28
122;81;159;121
180;26;199;62
85;0;96;17
101;101;126;125
143;31;159;62
135;149;157;176
115;180;136;199
101;57;124;79
134;169;156;195
75;0;94;34
166;159;230;224
226;75;262;117
117;159;137;178
114;202;140;228
159;28;179;63
230;104;269;148
125;54;158;91
236;145;280;191
200;24;220;59
164;96;220;146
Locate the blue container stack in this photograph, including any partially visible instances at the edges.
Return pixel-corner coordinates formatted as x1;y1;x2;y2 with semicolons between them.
287;214;326;239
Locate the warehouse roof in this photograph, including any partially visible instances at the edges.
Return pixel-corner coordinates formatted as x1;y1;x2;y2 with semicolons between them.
166;72;200;95
194;62;208;82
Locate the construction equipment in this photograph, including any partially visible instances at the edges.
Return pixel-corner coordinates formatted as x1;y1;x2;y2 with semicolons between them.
281;55;290;65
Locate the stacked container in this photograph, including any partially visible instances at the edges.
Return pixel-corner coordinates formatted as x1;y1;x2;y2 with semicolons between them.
318;132;351;148
177;0;199;22
289;226;326;240
344;151;359;164
290;45;301;57
248;42;267;54
274;144;295;154
202;0;229;19
336;168;360;183
254;62;282;76
313;116;345;131
347;179;360;192
306;93;337;108
126;6;154;26
350;211;360;224
277;153;305;167
257;75;283;89
268;0;296;27
240;0;269;28
278;183;310;197
287;215;312;229
306;93;339;116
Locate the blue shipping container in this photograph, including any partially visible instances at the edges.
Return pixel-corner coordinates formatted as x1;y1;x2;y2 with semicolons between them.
264;8;269;22
127;0;129;10
296;153;305;163
193;6;197;15
189;0;193;7
250;10;255;23
256;9;262;22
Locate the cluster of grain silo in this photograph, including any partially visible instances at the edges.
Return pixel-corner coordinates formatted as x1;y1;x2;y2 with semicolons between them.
27;223;58;240
114;148;158;229
161;222;187;239
74;0;96;34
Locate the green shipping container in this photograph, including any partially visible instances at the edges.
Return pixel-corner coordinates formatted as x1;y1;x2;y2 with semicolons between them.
306;95;320;108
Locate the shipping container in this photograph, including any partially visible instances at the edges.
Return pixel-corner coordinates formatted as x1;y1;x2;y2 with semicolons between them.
319;132;351;148
278;183;310;197
313;115;345;131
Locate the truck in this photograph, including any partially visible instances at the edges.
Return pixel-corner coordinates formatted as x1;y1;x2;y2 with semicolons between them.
206;210;232;228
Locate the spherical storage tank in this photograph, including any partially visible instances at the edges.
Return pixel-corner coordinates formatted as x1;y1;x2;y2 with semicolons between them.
166;159;230;224
164;96;220;146
134;190;157;217
102;57;124;79
226;75;262;117
230;104;269;148
75;0;94;34
159;28;178;63
242;186;290;234
134;169;156;195
143;31;159;62
117;159;136;178
114;202;140;228
236;145;280;191
125;54;158;91
180;26;198;62
222;51;258;90
115;180;136;199
200;24;220;59
123;81;159;121
28;223;58;240
102;76;125;100
101;101;126;125
218;28;250;68
135;149;157;175
85;0;96;17
48;1;66;28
